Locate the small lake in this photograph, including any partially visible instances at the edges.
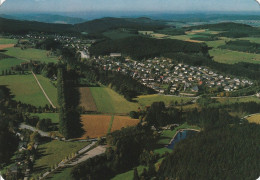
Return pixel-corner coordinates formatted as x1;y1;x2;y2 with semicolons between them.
167;130;198;150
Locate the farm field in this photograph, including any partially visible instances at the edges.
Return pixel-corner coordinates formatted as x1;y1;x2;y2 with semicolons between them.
0;58;26;72
0;74;51;106
90;87;139;114
79;87;97;112
80;115;140;138
32;140;89;178
111;116;139;132
135;94;193;107
3;47;58;63
0;44;15;50
36;74;58;107
80;115;112;138
31;113;59;123
0;38;18;44
247;114;260;124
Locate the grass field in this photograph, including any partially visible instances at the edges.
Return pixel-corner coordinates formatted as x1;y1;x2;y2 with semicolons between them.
0;74;50;106
135;94;193;107
247;114;260;124
0;38;17;44
79;87;97;112
90;87;139;114
31;113;59;123
112;165;146;180
209;48;260;64
33;140;89;177
111;116;139;132
216;96;260;104
80;115;112;138
0;58;26;72
3;47;58;63
36;74;58;107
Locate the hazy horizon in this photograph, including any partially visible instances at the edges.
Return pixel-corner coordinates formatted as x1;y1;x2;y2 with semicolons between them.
0;0;259;16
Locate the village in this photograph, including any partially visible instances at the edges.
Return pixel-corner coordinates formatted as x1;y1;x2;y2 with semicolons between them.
91;54;253;96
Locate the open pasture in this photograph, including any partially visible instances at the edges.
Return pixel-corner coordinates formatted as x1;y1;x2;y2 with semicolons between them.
3;47;58;63
79;87;97;112
0;38;17;44
90;87;138;114
0;58;26;72
0;74;57;107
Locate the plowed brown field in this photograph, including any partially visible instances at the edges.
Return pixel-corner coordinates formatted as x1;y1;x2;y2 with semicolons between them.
81;115;111;138
0;44;14;50
111;116;139;132
79;87;98;112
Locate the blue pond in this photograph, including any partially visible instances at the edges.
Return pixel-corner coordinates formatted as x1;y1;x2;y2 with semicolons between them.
167;130;198;150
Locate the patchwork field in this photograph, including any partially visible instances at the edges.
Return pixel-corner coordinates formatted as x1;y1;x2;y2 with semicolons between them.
32;140;89;177
111;116;139;132
80;115;140;138
0;74;57;107
135;94;193;107
0;44;15;50
90;87;139;114
3;47;58;63
247;114;260;124
80;115;112;138
79;87;97;112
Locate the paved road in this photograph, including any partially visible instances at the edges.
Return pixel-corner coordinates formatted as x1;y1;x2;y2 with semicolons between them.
20;123;50;137
67;145;106;166
31;71;57;109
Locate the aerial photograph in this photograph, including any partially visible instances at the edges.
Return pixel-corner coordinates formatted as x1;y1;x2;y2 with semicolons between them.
0;0;260;179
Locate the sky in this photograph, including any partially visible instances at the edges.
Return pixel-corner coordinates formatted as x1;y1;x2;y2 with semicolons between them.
0;0;259;14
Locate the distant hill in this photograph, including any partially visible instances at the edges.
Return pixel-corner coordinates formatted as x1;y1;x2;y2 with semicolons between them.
76;17;167;33
0;17;76;34
0;14;86;24
188;22;260;38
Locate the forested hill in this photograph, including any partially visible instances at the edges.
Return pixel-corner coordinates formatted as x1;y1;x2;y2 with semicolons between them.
158;123;260;180
0;17;167;34
75;17;167;33
89;36;209;60
0;17;76;34
188;22;260;38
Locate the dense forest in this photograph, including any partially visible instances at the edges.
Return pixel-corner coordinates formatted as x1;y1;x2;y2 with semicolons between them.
219;40;260;54
76;17;167;33
158;123;260;180
89;36;209;60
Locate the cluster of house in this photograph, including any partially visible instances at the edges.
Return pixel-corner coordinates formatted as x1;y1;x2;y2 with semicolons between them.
92;56;253;95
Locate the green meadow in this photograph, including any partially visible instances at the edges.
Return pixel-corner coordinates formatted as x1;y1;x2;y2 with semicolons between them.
0;58;26;72
90;87;139;114
3;47;58;63
0;38;18;44
30;113;59;123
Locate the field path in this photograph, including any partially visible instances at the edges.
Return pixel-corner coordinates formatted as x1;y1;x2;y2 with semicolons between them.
31;71;56;109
